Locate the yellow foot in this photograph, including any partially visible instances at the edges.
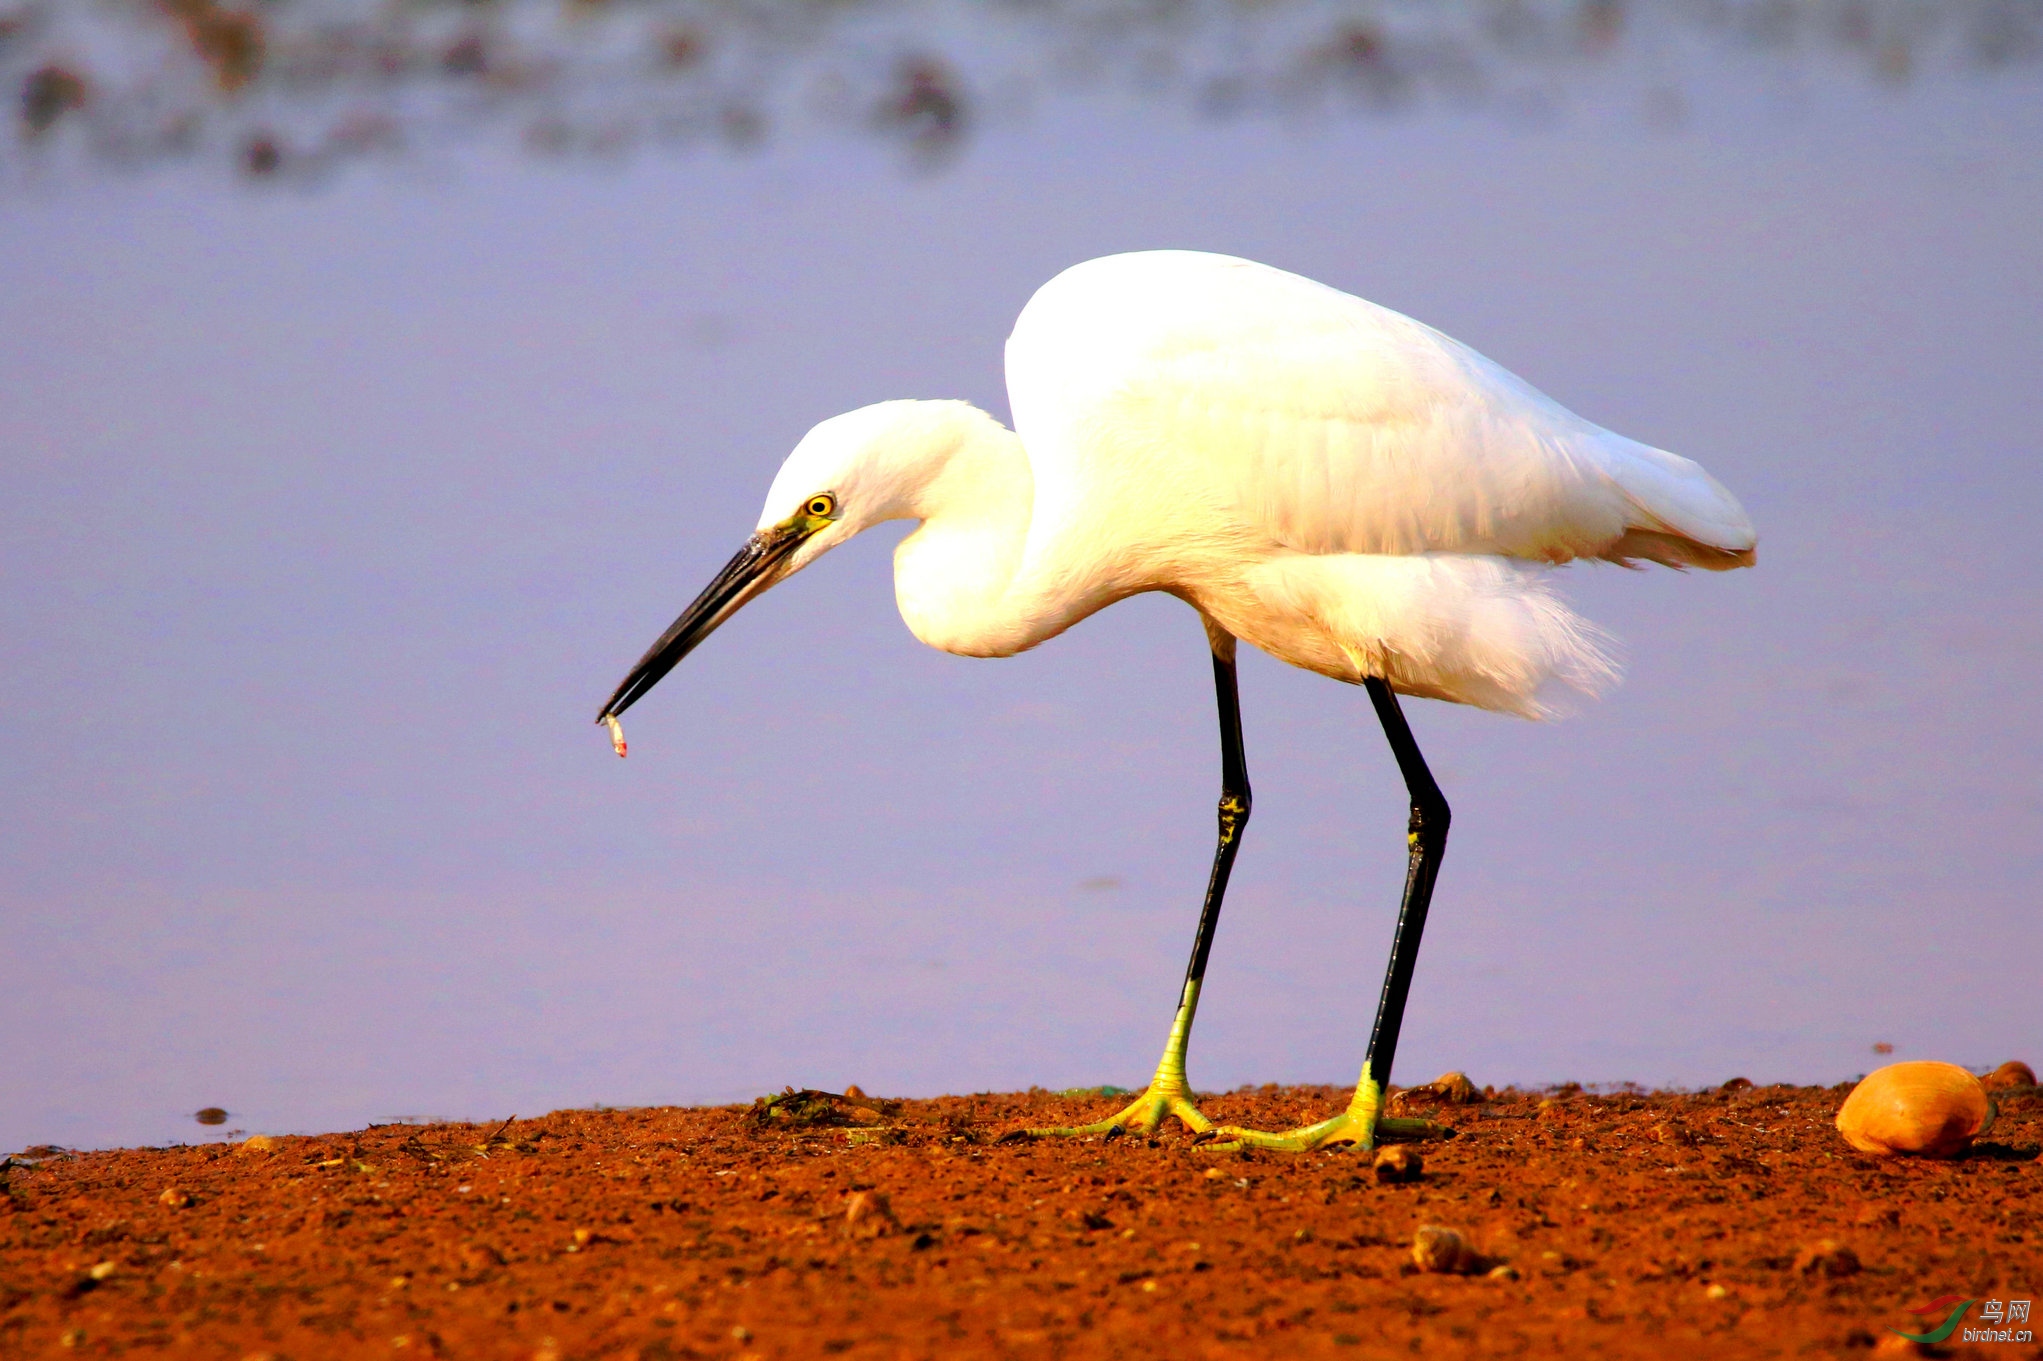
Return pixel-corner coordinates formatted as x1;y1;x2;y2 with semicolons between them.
1199;1080;1445;1153
1022;1081;1214;1140
1014;979;1218;1141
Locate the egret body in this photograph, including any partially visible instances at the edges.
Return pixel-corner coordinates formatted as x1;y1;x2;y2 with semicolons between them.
600;251;1754;1151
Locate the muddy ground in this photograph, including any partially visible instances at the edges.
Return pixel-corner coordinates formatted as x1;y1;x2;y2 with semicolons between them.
4;1079;2038;1359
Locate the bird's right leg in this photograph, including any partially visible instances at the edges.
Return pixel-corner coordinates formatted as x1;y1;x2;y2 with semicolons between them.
1023;632;1251;1140
1202;677;1448;1153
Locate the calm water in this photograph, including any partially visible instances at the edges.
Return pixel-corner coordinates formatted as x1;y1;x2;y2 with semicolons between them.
3;3;2040;1151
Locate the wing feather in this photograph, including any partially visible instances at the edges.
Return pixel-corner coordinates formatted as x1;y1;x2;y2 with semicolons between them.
1007;251;1753;569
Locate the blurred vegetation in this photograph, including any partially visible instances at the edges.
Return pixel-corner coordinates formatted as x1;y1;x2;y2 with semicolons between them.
4;0;2038;182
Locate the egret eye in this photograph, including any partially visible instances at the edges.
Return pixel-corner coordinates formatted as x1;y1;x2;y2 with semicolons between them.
806;493;838;519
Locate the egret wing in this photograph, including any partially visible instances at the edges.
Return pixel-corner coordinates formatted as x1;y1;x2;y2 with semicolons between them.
1006;252;1752;568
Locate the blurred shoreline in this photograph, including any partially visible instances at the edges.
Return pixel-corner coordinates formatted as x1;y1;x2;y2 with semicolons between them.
6;0;2040;184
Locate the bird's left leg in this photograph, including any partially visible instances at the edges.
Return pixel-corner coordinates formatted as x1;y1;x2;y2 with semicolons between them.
1025;631;1251;1140
1203;677;1448;1153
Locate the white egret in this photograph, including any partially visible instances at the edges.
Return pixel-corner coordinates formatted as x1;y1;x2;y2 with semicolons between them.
598;250;1754;1152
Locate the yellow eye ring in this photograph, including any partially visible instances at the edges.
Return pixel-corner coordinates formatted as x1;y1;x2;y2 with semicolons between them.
805;493;837;519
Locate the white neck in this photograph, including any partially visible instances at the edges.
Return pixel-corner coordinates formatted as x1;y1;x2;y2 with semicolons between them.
884;403;1048;657
773;398;1135;657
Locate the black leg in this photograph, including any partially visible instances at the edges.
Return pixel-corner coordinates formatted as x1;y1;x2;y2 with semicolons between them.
1360;677;1450;1093
1021;631;1252;1139
1179;645;1253;998
1191;674;1449;1151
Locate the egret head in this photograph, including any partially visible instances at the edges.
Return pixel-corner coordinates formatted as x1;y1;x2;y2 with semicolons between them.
595;400;990;726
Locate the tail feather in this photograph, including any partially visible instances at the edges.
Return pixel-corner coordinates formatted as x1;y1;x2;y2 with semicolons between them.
1605;527;1756;571
1594;434;1757;571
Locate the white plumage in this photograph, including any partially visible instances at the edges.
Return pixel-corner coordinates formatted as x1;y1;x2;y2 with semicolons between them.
759;250;1753;715
600;249;1756;1153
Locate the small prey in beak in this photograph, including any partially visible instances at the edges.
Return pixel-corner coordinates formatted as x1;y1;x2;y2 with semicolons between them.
595;498;838;749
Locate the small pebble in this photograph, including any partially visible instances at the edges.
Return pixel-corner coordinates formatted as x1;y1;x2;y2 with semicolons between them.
158;1188;191;1208
731;1325;753;1344
1372;1144;1422;1184
1411;1225;1491;1274
1203;1167;1224;1180
1793;1239;1861;1278
235;1135;280;1155
843;1084;866;1101
1706;1283;1730;1300
87;1262;116;1281
460;1243;505;1271
845;1190;896;1236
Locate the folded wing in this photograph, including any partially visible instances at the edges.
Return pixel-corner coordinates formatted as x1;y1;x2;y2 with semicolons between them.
1007;251;1755;571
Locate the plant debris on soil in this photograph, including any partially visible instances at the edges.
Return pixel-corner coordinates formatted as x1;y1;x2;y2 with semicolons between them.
4;1079;2037;1359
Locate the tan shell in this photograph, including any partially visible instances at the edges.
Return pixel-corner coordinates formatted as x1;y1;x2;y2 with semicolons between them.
1423;1071;1482;1104
1982;1060;2036;1093
1835;1061;1994;1157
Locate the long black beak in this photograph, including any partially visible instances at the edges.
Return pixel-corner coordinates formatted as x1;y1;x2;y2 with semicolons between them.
596;523;810;724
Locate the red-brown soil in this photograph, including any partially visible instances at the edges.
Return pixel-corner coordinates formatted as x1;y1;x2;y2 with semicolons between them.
5;1079;2038;1359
